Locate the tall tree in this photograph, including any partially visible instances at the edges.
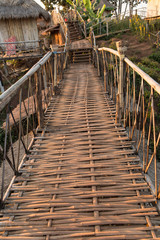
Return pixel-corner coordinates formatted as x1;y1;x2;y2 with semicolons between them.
40;0;69;12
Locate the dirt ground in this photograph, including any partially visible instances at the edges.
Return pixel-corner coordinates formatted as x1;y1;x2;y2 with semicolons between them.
97;31;153;59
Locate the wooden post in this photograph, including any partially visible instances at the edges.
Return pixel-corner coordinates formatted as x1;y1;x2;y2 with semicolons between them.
116;41;127;113
106;22;109;36
96;47;100;76
135;9;138;16
115;94;119;124
54;53;57;86
102;50;107;92
99;21;102;35
3;61;8;76
35;69;44;128
146;20;149;33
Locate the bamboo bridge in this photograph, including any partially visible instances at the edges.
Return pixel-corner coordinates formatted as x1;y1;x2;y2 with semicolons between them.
0;9;160;240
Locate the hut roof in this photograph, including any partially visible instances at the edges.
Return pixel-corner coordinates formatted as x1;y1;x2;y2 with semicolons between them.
95;0;115;10
0;0;50;21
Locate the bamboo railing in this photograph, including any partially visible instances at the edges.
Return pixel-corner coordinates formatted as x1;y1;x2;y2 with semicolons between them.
0;50;69;207
90;32;160;199
86;17;130;38
0;40;43;60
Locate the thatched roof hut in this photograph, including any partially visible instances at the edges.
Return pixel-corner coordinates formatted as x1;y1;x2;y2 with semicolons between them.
0;0;50;21
0;0;50;48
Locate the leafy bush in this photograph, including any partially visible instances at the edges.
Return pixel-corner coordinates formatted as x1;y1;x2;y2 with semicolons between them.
130;15;146;40
137;63;160;82
149;51;160;63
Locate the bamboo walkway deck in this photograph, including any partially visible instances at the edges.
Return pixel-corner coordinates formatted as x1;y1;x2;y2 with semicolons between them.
0;64;160;239
70;39;92;50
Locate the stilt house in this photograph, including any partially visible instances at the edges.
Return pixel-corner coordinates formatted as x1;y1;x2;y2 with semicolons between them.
0;0;50;48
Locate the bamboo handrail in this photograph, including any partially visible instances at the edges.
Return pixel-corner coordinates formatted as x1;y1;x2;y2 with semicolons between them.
124;57;160;95
0;52;52;111
0;49;69;206
0;40;41;45
99;47;160;95
94;44;160;198
98;47;120;57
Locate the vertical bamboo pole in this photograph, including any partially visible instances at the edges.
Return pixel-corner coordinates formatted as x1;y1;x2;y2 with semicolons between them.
35;69;44;128
102;50;107;92
17;89;22;171
99;21;102;35
142;78;145;171
27;79;30;148
116;41;125;121
96;47;100;76
128;68;131;139
1;111;9;206
106;22;109;36
54;53;57;86
151;87;157;197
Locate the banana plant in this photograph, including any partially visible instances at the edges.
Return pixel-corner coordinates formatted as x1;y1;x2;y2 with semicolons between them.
66;0;106;21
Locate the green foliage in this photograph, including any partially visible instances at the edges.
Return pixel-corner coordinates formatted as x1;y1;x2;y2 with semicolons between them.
137;63;160;83
40;0;69;11
108;18;129;32
108;41;116;50
130;55;160;84
149;19;160;33
133;54;160;161
149;51;160;64
66;0;106;22
97;4;106;19
130;15;147;39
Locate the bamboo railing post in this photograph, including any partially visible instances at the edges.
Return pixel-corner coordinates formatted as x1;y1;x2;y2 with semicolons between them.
102;50;107;92
54;53;57;87
116;41;126;119
96;47;100;77
99;21;102;35
106;22;109;36
35;69;44;128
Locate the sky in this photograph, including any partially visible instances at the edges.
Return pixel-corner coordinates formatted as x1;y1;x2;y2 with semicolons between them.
35;0;45;8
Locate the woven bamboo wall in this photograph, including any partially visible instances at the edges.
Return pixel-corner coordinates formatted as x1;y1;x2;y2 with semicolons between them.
0;18;39;48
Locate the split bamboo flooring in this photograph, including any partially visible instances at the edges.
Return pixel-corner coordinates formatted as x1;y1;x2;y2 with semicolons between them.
0;64;160;239
70;39;92;50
